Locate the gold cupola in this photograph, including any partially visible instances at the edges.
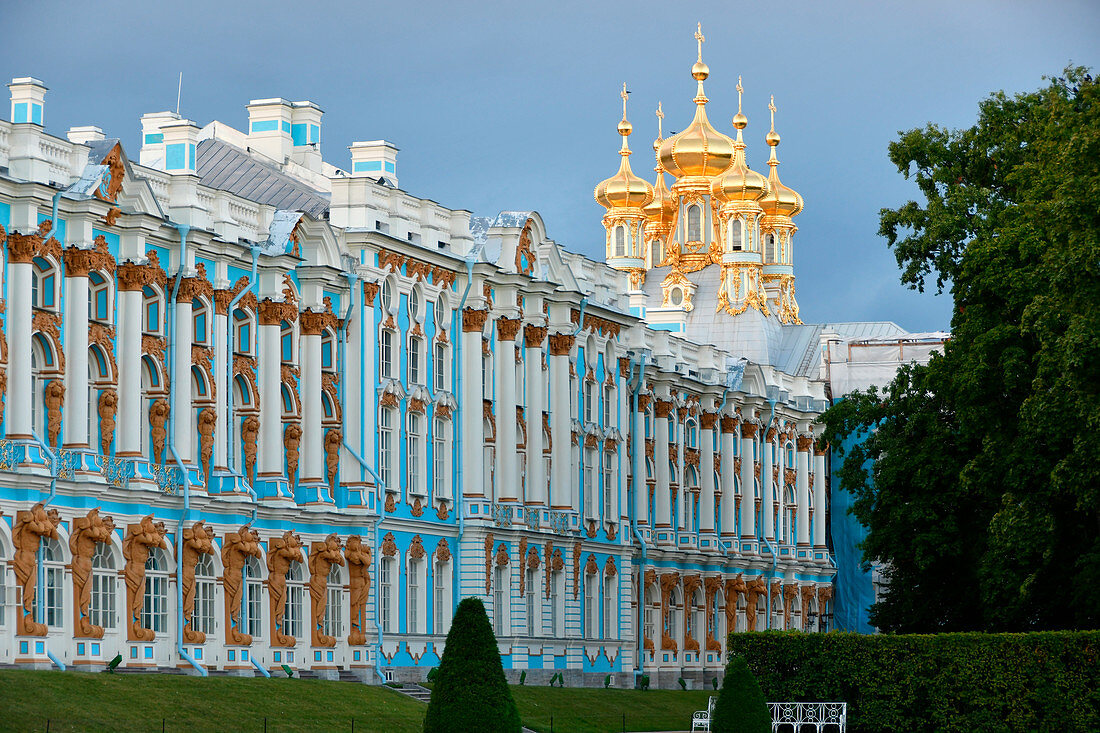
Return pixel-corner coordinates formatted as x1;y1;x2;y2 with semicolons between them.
657;24;734;181
594;85;654;211
760;97;804;218
712;77;770;204
644;102;677;233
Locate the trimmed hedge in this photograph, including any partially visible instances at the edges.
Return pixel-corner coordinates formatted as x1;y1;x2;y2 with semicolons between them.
727;630;1100;733
712;655;771;733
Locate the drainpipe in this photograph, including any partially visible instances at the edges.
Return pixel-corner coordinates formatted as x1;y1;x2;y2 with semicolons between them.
627;352;647;685
29;428;64;670
758;398;779;630
452;259;475;610
250;656;271;678
571;296;589;338
165;222;206;677
226;246;260;521
335;270;386;683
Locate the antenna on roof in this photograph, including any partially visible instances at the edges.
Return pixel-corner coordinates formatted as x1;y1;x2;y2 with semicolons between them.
175;72;183;115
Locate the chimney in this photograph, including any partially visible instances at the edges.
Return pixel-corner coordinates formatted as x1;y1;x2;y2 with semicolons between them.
9;77;47;125
246;98;293;163
160;119;200;174
67;125;105;145
349;140;399;187
140;111;182;168
289;100;323;172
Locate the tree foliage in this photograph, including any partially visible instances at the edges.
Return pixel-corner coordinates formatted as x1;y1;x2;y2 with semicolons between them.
820;67;1100;632
423;597;521;733
712;655;771;733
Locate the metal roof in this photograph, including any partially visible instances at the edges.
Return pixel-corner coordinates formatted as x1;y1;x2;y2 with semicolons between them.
195;138;330;218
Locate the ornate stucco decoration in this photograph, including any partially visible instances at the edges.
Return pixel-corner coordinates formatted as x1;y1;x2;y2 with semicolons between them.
222;524;262;646
308;534;345;648
241;416;260;486
660;270;696;311
149;399;170;465
435;539;451;564
13;502;61;636
324;428;342;491
683;574;702;651
197;407;216;482
745;576;767;631
572;541;582;599
660;572;681;652
97;389;118;456
123;515;168;642
267;530;305;647
483;533;494;593
180;521;216;644
283;423;302;482
345;535;372;646
70;508;115;639
703;576;722;651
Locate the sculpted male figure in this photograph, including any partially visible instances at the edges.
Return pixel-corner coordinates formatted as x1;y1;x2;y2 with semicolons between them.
222;523;262;645
70;508;116;638
308;533;345;647
123;515;168;641
180;521;216;643
13;503;61;636
267;530;305;647
344;535;372;646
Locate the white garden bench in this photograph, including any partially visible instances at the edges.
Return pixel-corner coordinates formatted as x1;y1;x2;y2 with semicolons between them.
768;702;847;732
691;695;716;731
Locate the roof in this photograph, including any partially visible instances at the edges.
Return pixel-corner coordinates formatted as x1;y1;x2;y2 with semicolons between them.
195;138;330;218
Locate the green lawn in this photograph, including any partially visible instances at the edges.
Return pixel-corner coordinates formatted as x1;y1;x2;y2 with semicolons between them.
0;669;714;733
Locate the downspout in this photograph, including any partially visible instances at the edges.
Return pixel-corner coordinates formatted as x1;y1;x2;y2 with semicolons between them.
336;270;385;683
452;259;475;610
627;353;647;685
758;399;779;630
166;222;206;677
30;428;64;670
226;246;260;521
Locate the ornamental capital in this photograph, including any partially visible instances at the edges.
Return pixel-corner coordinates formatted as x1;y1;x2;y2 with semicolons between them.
720;416;737;434
797;435;813;452
700;412;718;430
654;399;674;419
547;332;575;356
741;422;758;439
258;298;298;326
523;324;547;348
496;316;522;341
462;308;488;332
62;247;95;276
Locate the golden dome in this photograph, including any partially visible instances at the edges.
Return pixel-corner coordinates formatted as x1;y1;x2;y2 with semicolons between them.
657;24;734;180
644;103;677;229
760;96;803;217
712;78;769;203
595;85;654;211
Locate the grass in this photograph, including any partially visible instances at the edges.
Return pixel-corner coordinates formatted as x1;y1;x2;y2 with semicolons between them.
0;669;715;733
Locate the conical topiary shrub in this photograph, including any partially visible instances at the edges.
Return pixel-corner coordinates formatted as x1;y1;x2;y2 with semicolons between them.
711;655;772;733
423;597;521;733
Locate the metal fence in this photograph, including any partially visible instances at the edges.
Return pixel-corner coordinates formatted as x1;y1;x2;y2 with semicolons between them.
768;702;847;732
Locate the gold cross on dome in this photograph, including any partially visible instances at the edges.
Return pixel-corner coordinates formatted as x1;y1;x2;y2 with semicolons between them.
621;82;629;117
737;75;744;113
695;23;705;61
769;95;777;131
656;101;664;138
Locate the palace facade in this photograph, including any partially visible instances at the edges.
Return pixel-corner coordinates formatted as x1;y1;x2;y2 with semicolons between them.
0;35;885;687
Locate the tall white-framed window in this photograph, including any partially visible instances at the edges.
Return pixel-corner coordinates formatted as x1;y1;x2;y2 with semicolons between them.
433;556;451;634
602;386;613;427
584;381;595;423
241;556;263;638
493;565;507;636
433;417;449;501
729;218;743;251
433;342;446;392
583;448;596;518
409;336;423;385
526;568;538;637
193;554;216;637
380;557;397;633
614;225;626;257
323;564;342;638
379;407;395;488
604;573;616;640
0;541;8;628
408;412;424;496
765;233;776;262
142;547;170;633
89;542;117;630
39;538;64;628
584;572;598;640
687;205;702;241
483;418;495;493
690;587;704;645
380;329;395;379
644;586;658;644
603;453;614;523
407;557;423;634
284;562;305;640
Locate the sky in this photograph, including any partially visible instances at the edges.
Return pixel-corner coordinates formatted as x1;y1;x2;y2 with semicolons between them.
2;0;1097;333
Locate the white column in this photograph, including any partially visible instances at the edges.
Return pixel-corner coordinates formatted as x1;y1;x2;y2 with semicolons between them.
762;427;776;541
699;414;716;534
343;288;361;484
257;305;283;480
495;317;519;502
5;248;33;438
460;308;486;498
813;446;827;549
299;323;323;484
523;325;546;505
796;436;811;547
62;252;90;448
115;267;144;456
548;333;572;509
212;300;229;471
653;400;671;532
361;282;377;478
719;417;737;541
739;423;757;542
173;294;193;463
633;396;648;527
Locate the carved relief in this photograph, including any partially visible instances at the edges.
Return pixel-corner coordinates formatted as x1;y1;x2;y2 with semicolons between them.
543;541;555;599
283;423;302;481
410;496;424;517
703;576;722;651
309;535;345;648
801;585;816;626
241;416;260;486
572;541;582;599
197;407;216;482
345;535;372;646
70;509;115;639
683;575;702;651
44;380;64;448
123;515;168;641
783;583;799;630
381;532;398;557
547;332;575;356
523;324;547;349
496;317;521;342
97;388;117;455
495;543;509;569
325;428;342;492
797;435;813;452
180;521;216;644
484;534;494;594
744;577;766;631
13;503;61;636
258;298;297;326
222;524;262;646
660;572;680;652
267;531;306;647
461;308;488;333
435;539;451;564
409;535;426;561
149;399;170;464
384;493;396;513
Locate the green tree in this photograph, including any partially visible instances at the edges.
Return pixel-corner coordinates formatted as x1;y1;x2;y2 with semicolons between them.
423;597;521;733
820;67;1100;633
711;655;771;733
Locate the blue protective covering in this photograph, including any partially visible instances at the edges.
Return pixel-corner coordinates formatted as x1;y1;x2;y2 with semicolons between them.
829;404;878;633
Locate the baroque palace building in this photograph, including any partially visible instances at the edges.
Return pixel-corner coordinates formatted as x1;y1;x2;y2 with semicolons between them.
0;32;896;687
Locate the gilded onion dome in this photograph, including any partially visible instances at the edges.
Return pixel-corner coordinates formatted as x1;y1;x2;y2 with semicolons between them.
759;96;804;217
644;104;677;230
712;77;769;203
657;24;734;180
595;85;653;210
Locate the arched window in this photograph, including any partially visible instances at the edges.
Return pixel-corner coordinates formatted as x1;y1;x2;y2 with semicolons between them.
380;329;395;379
765;233;776;262
713;587;726;645
432;417;449;501
644;585;658;644
380;557;397;633
407;555;424;634
90;542;117;630
614;225;626;257
493;564;507;635
408;412;425;496
686;419;698;449
584;571;598;640
88;271;112;321
234;309;253;356
690;587;704;645
31;257;58;310
323;564;342;638
549;569;563;637
281;384;296;419
39;538;64;628
379;407;395;487
667;586;682;650
433;553;452;634
583;448;596;518
142;286;162;335
603;572;616;640
194;554;216;637
784;485;797;546
602;450;614;523
321;329;336;372
241;555;264;638
283;562;304;640
525;567;538;637
0;539;8;628
142;547;170;633
729;219;743;251
583;380;595;424
192;298;209;345
686;205;702;241
380;280;393;314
